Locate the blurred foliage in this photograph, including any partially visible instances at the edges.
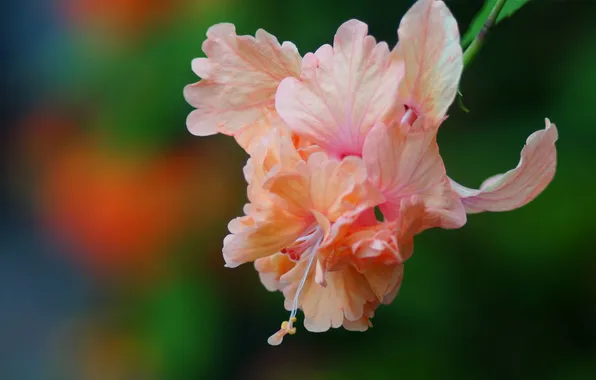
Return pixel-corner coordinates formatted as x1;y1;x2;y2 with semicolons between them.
2;0;596;379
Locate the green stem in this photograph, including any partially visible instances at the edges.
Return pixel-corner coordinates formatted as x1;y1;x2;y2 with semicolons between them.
463;0;509;68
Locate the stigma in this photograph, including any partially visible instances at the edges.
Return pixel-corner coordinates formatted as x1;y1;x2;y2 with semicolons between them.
267;317;297;346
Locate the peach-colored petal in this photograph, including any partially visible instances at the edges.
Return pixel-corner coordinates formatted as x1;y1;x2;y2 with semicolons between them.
302;154;385;277
184;24;301;140
361;264;404;304
307;153;384;222
311;209;331;241
392;197;426;258
232;109;285;153
262;151;384;230
450;119;558;213
362;122;466;228
244;126;303;208
343;300;378;331
222;209;308;268
292;133;323;160
276;20;403;157
330;203;423;273
343;222;403;270
281;261;376;332
380;268;404;305
396;0;462;128
255;253;296;291
264;170;313;218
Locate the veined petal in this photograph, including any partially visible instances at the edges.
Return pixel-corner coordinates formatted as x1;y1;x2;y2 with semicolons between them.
397;0;462;127
450;119;558;214
363;122;466;228
276;20;403;157
184;24;301;140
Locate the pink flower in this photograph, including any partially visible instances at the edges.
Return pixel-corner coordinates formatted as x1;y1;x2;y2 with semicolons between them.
183;0;559;345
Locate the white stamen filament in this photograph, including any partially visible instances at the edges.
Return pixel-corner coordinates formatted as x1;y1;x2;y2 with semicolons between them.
288;236;322;327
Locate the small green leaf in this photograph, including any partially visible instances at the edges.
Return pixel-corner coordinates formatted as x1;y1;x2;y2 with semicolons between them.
457;90;470;113
462;0;532;47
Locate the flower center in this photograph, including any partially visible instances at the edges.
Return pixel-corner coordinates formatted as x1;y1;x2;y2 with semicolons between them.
280;225;320;262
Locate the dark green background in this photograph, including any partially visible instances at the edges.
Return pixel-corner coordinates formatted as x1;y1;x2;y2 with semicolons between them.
1;0;594;379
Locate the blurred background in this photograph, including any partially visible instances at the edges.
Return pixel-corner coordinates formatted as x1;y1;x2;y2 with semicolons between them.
1;0;595;379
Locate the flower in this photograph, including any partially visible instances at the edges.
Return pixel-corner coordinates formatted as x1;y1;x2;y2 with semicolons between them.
184;0;559;345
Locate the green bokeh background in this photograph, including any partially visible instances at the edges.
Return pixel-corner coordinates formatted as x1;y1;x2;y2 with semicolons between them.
3;0;595;379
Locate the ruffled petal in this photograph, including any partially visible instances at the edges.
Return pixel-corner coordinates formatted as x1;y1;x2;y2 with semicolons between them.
361;264;404;304
341;221;403;270
276;20;403;157
362;122;466;228
255;253;296;291
184;24;301;142
263;171;313;218
343;300;378;331
245;126;303;208
450;119;558;214
281;261;377;332
222;209;308;268
307;153;385;222
330;202;425;273
396;0;462;128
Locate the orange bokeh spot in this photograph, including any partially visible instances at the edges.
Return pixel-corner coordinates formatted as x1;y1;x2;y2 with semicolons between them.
18;111;239;277
61;0;185;36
